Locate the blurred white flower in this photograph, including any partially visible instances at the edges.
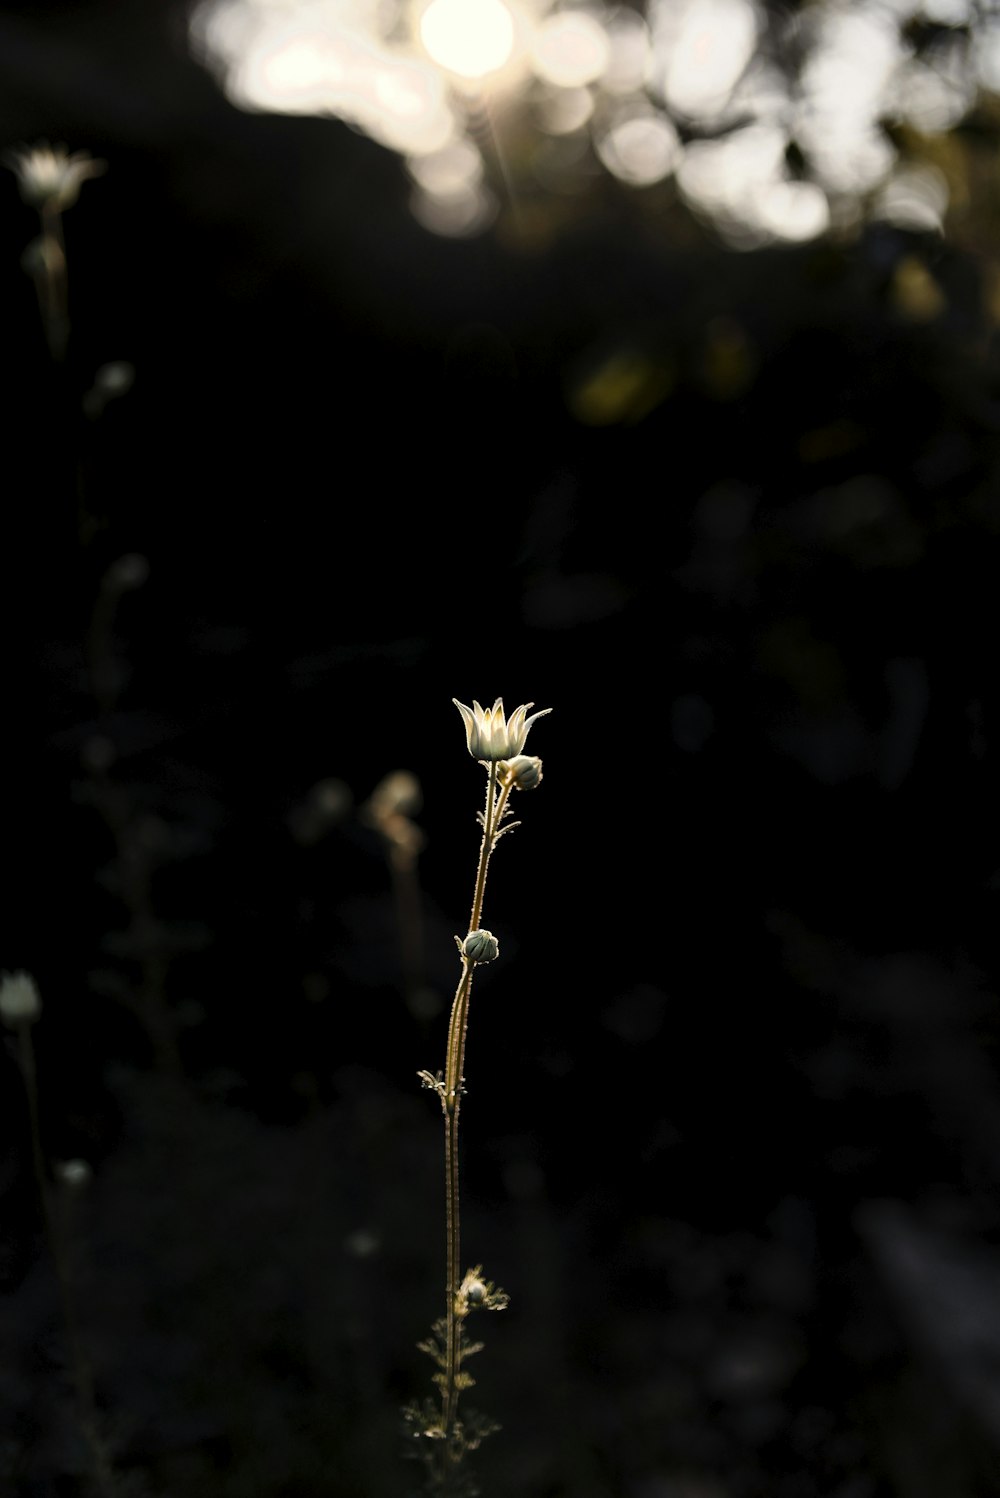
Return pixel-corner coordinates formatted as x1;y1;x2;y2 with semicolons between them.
0;970;41;1026
5;142;106;211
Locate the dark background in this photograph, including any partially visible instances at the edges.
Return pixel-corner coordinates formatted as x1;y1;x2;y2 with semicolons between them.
4;2;1000;1495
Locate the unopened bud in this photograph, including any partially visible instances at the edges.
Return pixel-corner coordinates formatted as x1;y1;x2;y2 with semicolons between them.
502;755;542;791
458;1265;509;1313
463;929;499;964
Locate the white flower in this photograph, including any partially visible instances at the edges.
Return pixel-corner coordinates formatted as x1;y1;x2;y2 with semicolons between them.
0;970;41;1026
453;697;551;761
4;142;105;211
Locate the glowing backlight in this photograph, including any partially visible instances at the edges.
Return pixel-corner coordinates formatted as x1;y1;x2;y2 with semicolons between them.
419;0;515;79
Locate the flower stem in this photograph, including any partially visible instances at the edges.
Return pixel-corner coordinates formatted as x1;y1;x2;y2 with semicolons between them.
19;1024;116;1495
439;761;511;1483
38;203;68;363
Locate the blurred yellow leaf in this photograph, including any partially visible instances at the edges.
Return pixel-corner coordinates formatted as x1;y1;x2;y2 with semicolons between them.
890;255;945;321
568;349;674;425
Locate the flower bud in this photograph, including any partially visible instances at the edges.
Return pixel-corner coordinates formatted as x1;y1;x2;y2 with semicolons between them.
502;755;542;791
458;1265;510;1313
0;971;41;1026
463;929;499;964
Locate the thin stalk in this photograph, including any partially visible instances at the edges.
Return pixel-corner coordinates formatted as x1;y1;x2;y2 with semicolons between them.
439;761;511;1481
441;966;469;1462
19;1024;115;1495
37;203;68;363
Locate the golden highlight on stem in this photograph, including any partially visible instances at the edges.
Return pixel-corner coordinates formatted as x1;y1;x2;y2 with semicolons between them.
440;760;513;1467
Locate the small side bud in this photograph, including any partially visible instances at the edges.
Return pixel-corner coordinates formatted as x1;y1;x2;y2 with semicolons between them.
463;929;499;964
458;1265;510;1313
502;755;543;791
0;971;42;1026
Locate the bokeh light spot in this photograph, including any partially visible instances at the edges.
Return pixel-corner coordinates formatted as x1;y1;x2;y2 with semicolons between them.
596;110;681;185
408;138;483;193
530;11;610;88
410;180;498;234
757;179;830;242
654;0;757;120
602;7;652;95
535;84;594;135
874;164;949;233
419;0;515;79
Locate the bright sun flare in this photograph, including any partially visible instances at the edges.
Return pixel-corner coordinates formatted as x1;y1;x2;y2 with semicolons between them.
419;0;515;80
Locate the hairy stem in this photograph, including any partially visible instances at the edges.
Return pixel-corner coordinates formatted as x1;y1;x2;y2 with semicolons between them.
439;761;511;1483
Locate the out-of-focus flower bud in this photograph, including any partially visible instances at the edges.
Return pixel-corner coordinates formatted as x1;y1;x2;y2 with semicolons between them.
363;770;425;866
0;971;41;1026
368;770;422;821
95;362;134;398
501;755;543;790
84;362;135;419
462;929;499;964
55;1159;92;1189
